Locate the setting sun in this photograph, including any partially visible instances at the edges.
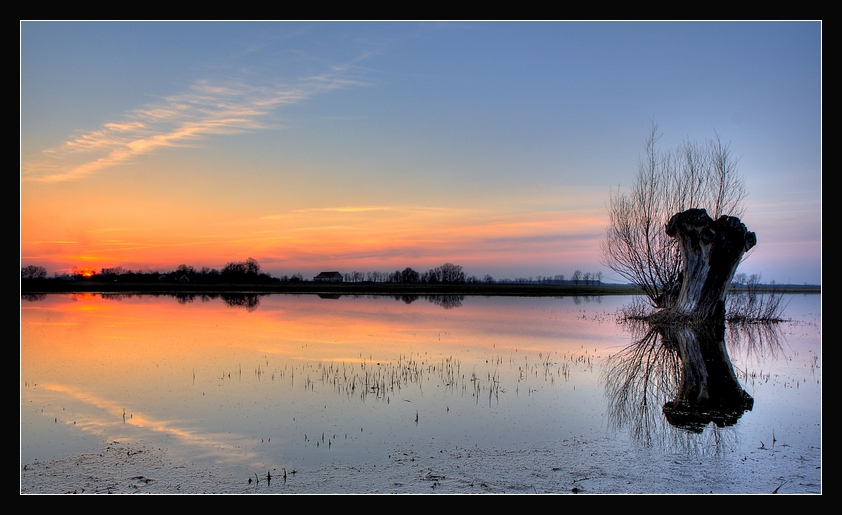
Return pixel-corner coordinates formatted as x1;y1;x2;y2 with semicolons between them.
71;267;96;278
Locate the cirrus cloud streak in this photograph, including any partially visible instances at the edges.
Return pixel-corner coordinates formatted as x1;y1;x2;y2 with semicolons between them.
22;67;367;183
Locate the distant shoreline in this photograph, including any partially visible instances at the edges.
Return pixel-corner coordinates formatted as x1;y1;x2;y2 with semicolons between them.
19;280;820;297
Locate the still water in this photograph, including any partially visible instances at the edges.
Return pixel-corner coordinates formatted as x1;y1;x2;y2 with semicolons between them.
20;293;821;494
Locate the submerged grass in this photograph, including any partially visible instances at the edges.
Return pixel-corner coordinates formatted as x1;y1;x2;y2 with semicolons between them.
616;283;793;325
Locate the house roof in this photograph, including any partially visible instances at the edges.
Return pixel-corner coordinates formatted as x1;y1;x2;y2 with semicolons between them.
315;271;342;277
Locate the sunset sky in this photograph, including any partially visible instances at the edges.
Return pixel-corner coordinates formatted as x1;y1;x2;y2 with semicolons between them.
20;21;822;284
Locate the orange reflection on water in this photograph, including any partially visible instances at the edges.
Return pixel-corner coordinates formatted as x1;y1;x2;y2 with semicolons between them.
21;292;628;468
22;293;624;381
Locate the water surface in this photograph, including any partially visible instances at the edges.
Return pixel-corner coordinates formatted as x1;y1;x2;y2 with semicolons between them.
20;293;821;493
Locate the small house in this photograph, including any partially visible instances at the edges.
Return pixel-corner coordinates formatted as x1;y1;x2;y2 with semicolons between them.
314;271;343;283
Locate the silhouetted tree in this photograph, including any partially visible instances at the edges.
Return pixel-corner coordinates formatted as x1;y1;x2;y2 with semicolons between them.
244;257;260;275
221;258;261;278
438;263;465;284
601;122;747;309
400;267;420;283
222;261;247;275
177;264;196;275
21;265;47;279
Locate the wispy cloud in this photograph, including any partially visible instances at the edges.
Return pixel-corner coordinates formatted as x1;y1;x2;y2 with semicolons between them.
22;68;367;183
289;205;395;214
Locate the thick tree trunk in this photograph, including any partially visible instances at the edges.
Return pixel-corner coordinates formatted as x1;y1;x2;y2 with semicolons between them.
664;209;757;321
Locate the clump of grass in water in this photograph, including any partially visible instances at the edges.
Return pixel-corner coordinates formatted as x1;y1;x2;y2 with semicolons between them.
726;276;789;323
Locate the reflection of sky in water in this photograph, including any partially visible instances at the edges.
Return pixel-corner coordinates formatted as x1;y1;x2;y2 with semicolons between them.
21;293;820;481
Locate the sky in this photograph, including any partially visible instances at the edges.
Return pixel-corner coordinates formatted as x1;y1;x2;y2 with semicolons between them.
20;21;822;284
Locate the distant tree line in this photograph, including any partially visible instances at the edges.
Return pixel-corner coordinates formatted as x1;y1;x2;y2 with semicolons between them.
22;259;603;287
23;258;289;285
343;265;603;286
495;270;602;285
346;263;467;284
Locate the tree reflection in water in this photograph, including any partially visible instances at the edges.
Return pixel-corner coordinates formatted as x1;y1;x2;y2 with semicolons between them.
604;321;681;446
424;294;465;309
659;322;754;431
349;294;466;309
605;318;784;446
171;292;264;311
220;293;261;312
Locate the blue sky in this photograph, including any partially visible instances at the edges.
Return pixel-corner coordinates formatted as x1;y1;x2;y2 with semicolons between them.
20;21;821;284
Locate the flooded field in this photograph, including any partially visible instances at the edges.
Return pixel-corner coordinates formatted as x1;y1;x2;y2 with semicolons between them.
20;293;821;494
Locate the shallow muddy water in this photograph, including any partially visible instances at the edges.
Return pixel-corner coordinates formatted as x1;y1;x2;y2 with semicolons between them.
20;293;821;494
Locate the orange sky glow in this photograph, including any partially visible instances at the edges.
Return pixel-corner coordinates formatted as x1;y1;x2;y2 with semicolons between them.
20;22;821;284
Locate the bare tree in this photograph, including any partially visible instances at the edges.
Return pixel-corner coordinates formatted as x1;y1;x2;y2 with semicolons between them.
401;267;420;283
601;122;747;309
21;265;47;279
438;263;465;284
244;257;260;275
222;260;247;276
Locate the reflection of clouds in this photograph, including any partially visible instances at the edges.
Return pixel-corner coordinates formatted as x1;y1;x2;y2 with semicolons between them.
31;383;259;465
